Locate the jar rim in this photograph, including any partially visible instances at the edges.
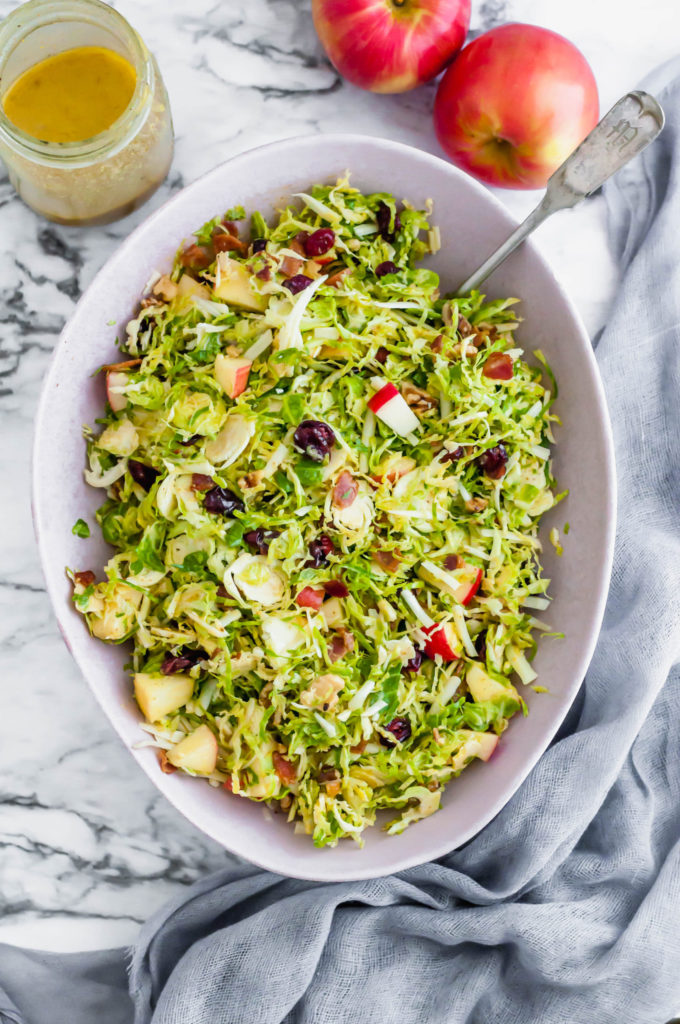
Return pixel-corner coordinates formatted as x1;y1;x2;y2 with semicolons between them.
0;0;155;165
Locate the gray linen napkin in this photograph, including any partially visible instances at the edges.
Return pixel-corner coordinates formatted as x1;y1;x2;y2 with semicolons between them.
3;63;680;1024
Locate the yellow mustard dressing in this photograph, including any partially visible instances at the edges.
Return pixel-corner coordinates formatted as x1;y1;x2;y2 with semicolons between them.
2;45;136;143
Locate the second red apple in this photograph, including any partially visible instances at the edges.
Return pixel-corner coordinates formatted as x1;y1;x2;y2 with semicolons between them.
434;23;599;189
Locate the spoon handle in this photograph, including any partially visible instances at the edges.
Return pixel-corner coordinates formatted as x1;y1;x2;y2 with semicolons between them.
457;90;665;295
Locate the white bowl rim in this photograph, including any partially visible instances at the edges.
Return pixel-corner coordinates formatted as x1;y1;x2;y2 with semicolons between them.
32;133;616;880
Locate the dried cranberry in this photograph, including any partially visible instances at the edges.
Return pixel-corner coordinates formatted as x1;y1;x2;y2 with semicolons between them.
475;630;487;662
376;201;401;241
403;648;423;675
308;534;334;567
284;274;313;294
204;486;245;516
129;460;159;492
293;420;335;463
161;647;207;675
380;717;412;747
442;446;464;464
477;443;508;480
304;228;335;257
252;238;267;253
376;260;398;277
178;434;201;447
375;346;388;365
323;579;349;598
244;528;278;555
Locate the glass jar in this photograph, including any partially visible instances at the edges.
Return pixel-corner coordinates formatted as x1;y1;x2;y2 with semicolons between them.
0;0;173;225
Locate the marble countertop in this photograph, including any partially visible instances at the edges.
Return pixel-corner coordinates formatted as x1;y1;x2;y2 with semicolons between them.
0;0;677;953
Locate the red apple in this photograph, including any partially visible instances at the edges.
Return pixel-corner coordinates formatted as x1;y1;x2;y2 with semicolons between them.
296;586;325;611
434;23;599;189
106;371;129;413
423;622;459;660
214;354;252;399
312;0;470;94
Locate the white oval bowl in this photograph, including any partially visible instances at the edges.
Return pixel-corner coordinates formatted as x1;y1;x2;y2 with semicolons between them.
33;135;615;881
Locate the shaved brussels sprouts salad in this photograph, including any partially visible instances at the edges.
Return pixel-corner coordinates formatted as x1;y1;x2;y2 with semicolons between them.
70;178;562;847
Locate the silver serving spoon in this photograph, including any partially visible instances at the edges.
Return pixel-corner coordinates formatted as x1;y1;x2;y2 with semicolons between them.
457;91;665;294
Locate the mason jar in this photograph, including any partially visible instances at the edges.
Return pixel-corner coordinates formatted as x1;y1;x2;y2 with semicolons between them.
0;0;174;225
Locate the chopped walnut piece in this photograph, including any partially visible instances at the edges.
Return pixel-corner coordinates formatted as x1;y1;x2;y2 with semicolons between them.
465;497;488;513
457;314;475;337
401;382;438;414
159;750;177;774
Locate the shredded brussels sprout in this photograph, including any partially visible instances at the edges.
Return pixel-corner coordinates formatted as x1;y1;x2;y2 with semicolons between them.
70;178;562;848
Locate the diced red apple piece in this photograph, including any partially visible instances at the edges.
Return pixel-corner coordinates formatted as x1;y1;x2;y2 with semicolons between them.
106;371;129;413
214;354;252;399
367;379;419;436
466;663;519;704
451;729;499;772
166;724;218;774
296;586;325;610
423;622;460;661
418;559;483;605
134;672;194;722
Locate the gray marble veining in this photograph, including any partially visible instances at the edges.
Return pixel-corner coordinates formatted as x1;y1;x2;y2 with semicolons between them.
0;0;677;952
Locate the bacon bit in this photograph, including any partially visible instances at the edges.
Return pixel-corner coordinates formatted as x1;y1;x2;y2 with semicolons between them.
323;579;349;598
272;751;296;784
373;549;401;574
317;766;340;783
431;334;444;354
101;357;143;372
73;570;96;587
213;231;248;255
296;586;325;610
325;781;341;798
279;253;304;277
223;775;234;792
326;267;351;288
191;473;214;492
375;346;389;365
482;352;514;380
350;738;367;755
222;219;239;233
328;628;355;663
140;296;158;309
465;496;488;513
181;243;212;270
332;470;358;508
444;554;462;571
256;264;272;282
159;751;177;774
401;381;438;414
